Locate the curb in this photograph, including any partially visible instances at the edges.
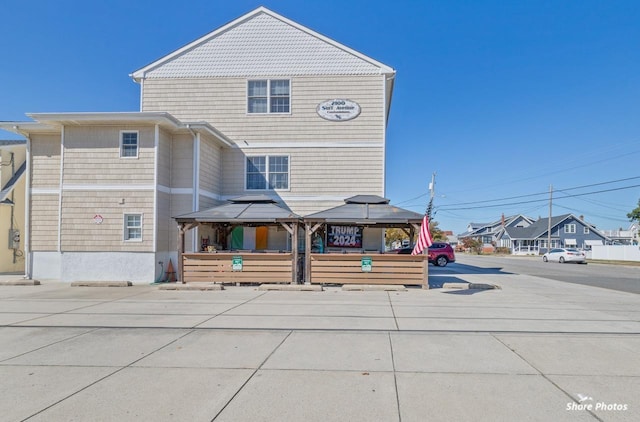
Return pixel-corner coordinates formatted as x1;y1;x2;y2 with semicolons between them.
342;284;407;291
0;279;41;286
159;283;224;291
259;284;322;291
70;281;132;287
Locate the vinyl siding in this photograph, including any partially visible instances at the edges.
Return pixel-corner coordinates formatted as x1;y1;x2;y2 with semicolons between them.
30;194;59;251
199;134;222;196
141;75;385;143
222;146;383;201
62;126;155;185
60;190;154;252
31;135;61;188
30;135;61;252
170;135;194;188
156;191;171;252
158;128;172;187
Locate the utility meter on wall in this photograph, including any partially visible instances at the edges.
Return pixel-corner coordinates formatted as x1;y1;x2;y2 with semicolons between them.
9;229;20;249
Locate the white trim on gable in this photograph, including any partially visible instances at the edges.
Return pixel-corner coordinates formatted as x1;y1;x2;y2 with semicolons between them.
130;6;395;81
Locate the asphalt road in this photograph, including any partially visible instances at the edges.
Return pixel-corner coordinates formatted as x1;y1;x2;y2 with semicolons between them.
433;253;640;294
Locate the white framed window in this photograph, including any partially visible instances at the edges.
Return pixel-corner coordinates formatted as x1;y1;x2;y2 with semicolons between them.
565;224;576;234
583;226;590;234
120;131;139;158
124;213;143;241
245;155;289;190
247;80;290;113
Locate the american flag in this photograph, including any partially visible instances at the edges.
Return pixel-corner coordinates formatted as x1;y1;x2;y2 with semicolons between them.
411;214;433;255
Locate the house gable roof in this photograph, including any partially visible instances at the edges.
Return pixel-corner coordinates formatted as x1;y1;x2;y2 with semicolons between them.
131;7;395;81
460;214;534;237
0;161;26;203
503;214;610;241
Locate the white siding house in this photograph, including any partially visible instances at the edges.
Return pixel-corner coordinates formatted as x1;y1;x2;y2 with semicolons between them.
0;7;395;282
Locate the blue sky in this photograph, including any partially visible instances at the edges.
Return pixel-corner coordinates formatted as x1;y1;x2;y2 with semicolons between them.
1;0;639;234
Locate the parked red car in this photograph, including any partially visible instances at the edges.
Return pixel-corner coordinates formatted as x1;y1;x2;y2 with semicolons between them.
390;242;456;267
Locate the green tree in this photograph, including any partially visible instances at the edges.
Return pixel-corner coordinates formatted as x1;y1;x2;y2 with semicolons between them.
628;199;640;222
385;220;448;248
429;220;447;242
629;199;640;245
461;237;483;254
385;228;408;248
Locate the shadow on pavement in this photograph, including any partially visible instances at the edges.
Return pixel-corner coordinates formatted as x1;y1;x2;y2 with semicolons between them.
428;276;468;289
434;263;513;275
441;288;491;295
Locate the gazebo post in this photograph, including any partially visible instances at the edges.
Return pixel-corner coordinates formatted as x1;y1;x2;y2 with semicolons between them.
292;222;299;284
280;221;299;284
177;222;197;284
304;222;323;285
305;222;312;284
177;223;185;284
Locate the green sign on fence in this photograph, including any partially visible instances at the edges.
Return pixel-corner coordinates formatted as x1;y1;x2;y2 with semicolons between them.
232;256;243;271
361;256;372;272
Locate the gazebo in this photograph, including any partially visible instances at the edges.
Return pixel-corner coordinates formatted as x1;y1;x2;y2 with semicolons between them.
303;195;429;287
174;195;302;284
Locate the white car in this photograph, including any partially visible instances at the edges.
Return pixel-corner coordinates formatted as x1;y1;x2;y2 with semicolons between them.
542;248;587;264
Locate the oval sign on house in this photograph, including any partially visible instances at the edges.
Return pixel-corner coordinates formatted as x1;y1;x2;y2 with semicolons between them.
316;99;361;121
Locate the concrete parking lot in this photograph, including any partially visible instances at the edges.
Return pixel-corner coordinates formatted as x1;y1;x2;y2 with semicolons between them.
0;269;638;421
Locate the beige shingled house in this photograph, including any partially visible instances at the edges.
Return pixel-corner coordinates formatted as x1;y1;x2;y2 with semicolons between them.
0;7;395;282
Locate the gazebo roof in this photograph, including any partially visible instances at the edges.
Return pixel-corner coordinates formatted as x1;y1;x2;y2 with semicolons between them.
304;195;424;225
174;195;301;224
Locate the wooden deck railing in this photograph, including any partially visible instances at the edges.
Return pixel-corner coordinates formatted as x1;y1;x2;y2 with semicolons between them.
309;253;427;287
182;252;295;284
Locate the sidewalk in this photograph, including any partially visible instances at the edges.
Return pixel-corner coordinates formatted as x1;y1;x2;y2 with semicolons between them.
0;271;638;421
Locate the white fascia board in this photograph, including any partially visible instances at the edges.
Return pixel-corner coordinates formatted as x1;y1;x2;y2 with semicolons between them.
26;111;184;128
0;122;58;136
130;6;395;82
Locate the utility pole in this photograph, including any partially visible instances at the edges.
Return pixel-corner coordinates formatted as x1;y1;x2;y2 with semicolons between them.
547;184;552;254
426;172;436;219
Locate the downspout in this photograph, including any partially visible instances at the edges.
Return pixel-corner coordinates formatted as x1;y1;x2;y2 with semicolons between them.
58;126;65;253
16;127;32;279
187;125;199;252
153;124;159;254
139;78;145;112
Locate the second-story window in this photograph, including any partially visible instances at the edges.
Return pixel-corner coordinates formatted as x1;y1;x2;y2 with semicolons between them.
246;156;289;190
248;80;290;114
120;131;138;158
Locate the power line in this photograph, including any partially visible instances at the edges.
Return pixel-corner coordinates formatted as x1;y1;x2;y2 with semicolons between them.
436;183;640;211
436;176;640;209
443;146;640;195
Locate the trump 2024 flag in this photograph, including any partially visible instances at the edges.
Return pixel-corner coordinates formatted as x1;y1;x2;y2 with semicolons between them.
412;215;433;255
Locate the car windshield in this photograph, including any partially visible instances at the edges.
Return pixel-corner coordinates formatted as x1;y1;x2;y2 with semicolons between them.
566;248;579;252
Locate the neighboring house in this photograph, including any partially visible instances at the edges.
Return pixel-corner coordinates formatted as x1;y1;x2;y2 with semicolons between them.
498;213;611;255
441;231;458;248
0;140;26;273
458;214;534;250
0;7;395;282
601;223;638;245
